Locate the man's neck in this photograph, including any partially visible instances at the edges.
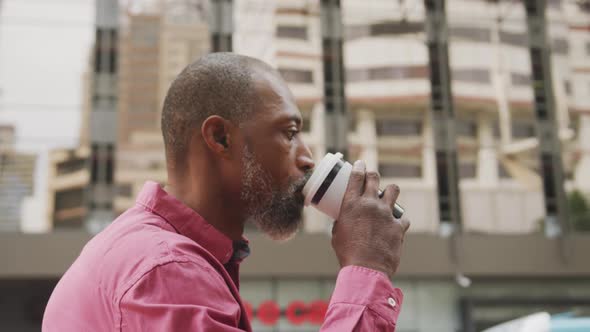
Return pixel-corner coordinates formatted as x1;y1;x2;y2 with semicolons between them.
164;180;245;241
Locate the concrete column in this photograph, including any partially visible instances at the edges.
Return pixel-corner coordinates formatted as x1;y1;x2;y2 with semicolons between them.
304;102;332;234
423;112;437;186
357;110;378;172
574;115;590;194
311;101;326;162
490;8;512;146
424;0;463;226
525;0;569;235
477;115;499;187
320;0;348;158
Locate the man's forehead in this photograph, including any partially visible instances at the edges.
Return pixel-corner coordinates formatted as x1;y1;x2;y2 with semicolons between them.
251;69;301;123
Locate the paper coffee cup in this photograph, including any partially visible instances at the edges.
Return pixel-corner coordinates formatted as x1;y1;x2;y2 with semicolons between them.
302;153;405;220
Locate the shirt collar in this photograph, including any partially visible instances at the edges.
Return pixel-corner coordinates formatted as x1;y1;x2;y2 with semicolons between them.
135;181;249;265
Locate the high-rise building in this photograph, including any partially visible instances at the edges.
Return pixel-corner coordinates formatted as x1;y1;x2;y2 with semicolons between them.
233;0;590;235
115;1;210;214
86;0;120;232
45;0;119;232
0;125;36;232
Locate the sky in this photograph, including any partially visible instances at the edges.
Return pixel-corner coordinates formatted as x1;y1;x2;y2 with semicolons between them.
0;0;94;152
0;0;94;231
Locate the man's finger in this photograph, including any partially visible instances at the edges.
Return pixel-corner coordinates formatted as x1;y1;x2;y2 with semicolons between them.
381;183;400;207
400;218;411;234
344;160;366;199
363;171;380;198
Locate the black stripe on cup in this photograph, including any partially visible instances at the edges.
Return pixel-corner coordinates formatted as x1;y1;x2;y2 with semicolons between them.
311;160;344;205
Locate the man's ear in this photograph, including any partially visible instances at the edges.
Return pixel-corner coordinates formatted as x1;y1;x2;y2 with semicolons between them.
201;115;232;155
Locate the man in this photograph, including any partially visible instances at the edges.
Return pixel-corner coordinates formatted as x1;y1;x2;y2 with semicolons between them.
43;53;410;331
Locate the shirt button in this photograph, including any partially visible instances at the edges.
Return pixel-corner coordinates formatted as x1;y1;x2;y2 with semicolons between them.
388;297;396;308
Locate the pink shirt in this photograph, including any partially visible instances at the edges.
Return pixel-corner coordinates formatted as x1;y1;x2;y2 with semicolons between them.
43;181;403;331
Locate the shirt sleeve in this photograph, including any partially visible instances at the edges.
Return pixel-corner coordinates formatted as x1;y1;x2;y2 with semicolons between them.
118;259;245;332
320;265;403;332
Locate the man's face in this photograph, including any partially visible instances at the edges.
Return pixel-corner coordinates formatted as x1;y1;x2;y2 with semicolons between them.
237;73;314;240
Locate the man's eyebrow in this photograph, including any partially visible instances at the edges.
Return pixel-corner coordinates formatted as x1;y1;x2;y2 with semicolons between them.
279;115;302;126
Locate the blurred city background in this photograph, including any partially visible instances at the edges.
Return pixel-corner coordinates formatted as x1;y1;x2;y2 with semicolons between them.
0;0;589;331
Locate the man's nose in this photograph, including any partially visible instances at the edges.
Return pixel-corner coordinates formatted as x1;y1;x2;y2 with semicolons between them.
296;143;315;173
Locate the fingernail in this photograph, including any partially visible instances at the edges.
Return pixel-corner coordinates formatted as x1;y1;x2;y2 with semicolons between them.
353;160;365;171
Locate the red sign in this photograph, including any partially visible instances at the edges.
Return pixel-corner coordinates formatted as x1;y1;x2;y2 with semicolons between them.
308;300;329;325
244;299;329;326
286;301;307;325
257;300;280;326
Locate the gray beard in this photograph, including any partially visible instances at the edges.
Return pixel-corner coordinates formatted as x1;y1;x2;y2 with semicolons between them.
240;145;308;241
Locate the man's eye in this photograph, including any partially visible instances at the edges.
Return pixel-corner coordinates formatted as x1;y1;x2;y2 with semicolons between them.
286;130;299;140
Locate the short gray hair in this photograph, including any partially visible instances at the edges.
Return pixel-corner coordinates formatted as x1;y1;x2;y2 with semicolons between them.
161;52;259;164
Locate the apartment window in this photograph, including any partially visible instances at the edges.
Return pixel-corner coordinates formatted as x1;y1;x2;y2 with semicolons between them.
564;80;571;96
369;21;423;36
347;68;369;82
371;66;427;80
499;30;527;47
511;73;531;86
347;66;428;82
452;68;491;84
302;116;311;133
376;119;422;136
349;111;357;131
499;163;512;179
90;201;113;210
346;21;422;40
459;163;477;179
552;38;569;55
99;33;114;73
108;30;118;73
94;29;118;74
456;120;478;138
57;158;87;176
577;1;590;12
279;68;313;84
55;189;85;211
91;144;115;184
94;44;101;73
276;26;308;40
512;121;536;138
450;26;491;42
344;25;370;40
493;121;501;138
379;163;422;178
105;144;114;184
91;144;99;183
117;184;133;197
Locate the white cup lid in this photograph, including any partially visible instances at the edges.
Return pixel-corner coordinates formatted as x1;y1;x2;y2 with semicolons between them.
302;152;343;206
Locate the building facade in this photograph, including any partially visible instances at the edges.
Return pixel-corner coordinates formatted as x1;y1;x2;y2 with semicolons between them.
232;0;590;235
0;125;36;232
46;147;90;229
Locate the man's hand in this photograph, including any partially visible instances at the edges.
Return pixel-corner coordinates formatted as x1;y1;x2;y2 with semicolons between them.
331;160;411;279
